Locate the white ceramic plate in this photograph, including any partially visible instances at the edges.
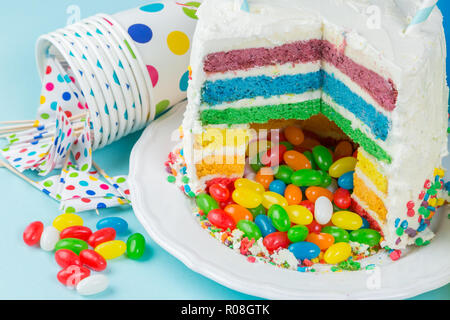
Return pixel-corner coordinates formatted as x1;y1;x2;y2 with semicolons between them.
129;103;450;300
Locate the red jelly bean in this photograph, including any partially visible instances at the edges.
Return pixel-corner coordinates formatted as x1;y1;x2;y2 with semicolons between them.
219;199;235;209
208;209;236;231
263;232;290;252
88;228;116;248
307;220;322;234
23;221;44;246
80;249;107;272
209;184;230;202
60;226;93;242
57;265;91;287
261;145;287;167
300;200;315;213
334;188;352;209
55;249;82;268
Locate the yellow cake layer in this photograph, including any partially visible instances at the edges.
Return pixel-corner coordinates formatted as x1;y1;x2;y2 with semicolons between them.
356;149;388;195
195;155;245;178
353;173;387;222
194;128;251;151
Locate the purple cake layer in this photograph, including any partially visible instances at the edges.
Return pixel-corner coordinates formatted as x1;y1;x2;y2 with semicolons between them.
203;40;398;112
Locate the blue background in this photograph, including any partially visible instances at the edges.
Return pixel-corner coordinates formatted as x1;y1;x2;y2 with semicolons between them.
0;1;449;300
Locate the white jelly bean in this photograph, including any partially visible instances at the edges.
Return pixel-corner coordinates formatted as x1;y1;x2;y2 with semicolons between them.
76;275;109;296
40;226;60;251
314;196;333;225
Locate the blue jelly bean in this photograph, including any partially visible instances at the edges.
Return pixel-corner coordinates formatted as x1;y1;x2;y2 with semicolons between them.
254;215;276;238
269;180;287;196
360;217;370;229
288;242;320;260
338;171;354;190
96;217;128;235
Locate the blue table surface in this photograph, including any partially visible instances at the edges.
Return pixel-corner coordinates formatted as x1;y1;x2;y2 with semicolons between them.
0;0;449;300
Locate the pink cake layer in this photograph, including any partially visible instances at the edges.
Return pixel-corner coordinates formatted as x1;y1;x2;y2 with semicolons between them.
203;40;398;111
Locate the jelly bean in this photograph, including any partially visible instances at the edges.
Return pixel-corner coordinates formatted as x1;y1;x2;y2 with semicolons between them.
288;242;320;260
269;180;286;196
279;141;294;151
284;184;302;205
232;188;262;209
80;249;107;271
219;198;235;209
287;225;309;243
126;233;146;260
338;171;354;190
303;151;317;170
60;226;92;242
40;226;60;251
254;215;277;238
209;183;230;202
262;191;288;209
250;153;264;173
237;220;262;240
55;238;88;255
96;217;128;235
55;249;81;268
88;228;116;248
314;196;333;225
328;157;357;178
297;137;320;152
57;265;90;287
286;205;313;226
95;240;127;260
23;221;44;246
305;186;333;203
261;144;287;167
331;211;363;231
333;188;352;209
299;200;315;213
283;150;311;171
326;179;338;193
268;204;291;232
291;169;323;187
306;220;322;234
334;141;353;160
349;229;381;246
284;126;305;146
224;204;253;224
208;209;237;231
312;146;333;171
53;213;83;232
196;193;219;215
274;165;294;184
76;275;109;296
235;178;265;194
255;168;274;190
361;217;370;229
324;243;352;264
263;232;290;252
322;226;349;243
306;233;335;251
249;204;266;219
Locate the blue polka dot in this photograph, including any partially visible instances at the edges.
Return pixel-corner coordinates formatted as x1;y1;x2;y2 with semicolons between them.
179;70;189;92
57;74;64;83
62;92;71;101
97;202;107;209
28;151;37;156
124;110;128;120
128;24;153;44
86;190;96;196
104;104;109;115
140;3;164;13
50;102;58;111
113;71;120;85
13;158;22;162
79;181;89;187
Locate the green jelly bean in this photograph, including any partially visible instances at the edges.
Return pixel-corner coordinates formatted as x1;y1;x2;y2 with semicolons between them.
55;238;88;254
237;220;262;241
249;204;266;218
312;146;333;171
250;153;264;173
287;225;309;243
350;229;381;247
268;204;291;232
274;165;294;184
196;193;219;215
126;233;146;260
279;141;294;151
322;226;350;243
291;169;324;187
303;151;317;170
319;171;332;188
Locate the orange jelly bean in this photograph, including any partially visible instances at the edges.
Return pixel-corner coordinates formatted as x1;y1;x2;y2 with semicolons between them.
296;137;321;152
255;168;274;190
283;150;312;171
305;187;334;203
334;141;353;160
284;184;303;205
306;232;335;251
224;204;253;224
284;126;305;146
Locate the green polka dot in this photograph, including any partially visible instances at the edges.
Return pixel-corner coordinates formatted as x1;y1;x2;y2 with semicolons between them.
167;176;176;183
41;144;49;148
65;207;76;214
81;164;89;171
70;172;79;178
43;180;53;187
2;147;9;152
41;113;50;120
116;177;126;183
56;194;62;200
9;134;16;139
10;139;19;144
156;100;170;115
182;1;201;20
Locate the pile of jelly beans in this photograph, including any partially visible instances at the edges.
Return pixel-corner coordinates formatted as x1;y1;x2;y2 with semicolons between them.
197;126;382;268
23;214;146;296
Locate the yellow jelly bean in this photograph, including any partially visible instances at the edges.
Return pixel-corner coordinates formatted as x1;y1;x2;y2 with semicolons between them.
331;211;363;230
95;240;127;260
232;188;263;209
286;205;314;225
52;213;84;231
234;178;265;194
329;157;357;178
324;243;352;264
262;191;288;209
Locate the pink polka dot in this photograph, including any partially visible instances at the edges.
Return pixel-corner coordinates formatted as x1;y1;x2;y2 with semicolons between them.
46;83;55;91
70;76;75;83
147;65;159;87
19;149;28;153
78;102;84;109
100;184;109;190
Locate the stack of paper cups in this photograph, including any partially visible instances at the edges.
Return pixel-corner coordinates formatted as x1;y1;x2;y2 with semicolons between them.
35;0;200;150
